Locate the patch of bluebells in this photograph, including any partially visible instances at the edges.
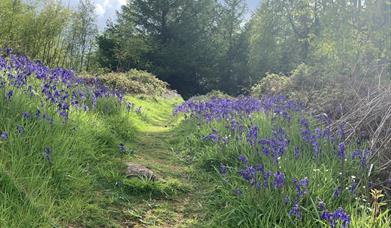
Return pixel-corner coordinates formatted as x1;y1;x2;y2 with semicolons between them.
321;207;351;228
176;95;374;224
0;48;123;122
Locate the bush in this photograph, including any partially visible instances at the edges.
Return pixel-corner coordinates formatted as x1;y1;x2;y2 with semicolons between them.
251;73;290;97
100;69;169;96
189;90;232;102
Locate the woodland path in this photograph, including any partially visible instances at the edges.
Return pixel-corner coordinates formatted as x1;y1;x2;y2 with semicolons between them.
124;102;204;228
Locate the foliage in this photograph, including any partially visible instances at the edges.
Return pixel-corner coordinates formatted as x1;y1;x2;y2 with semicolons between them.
99;69;170;96
96;0;250;97
189;90;233;102
175;95;390;227
0;0;97;71
251;73;291;96
0;49;185;226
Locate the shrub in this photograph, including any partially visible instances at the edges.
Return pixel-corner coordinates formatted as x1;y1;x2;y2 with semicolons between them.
251;73;290;97
189;90;232;102
100;69;169;96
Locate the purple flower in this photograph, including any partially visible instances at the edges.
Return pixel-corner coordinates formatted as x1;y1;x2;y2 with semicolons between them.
322;207;350;228
294;146;300;160
319;201;326;211
274;171;285;188
293;177;309;199
239;154;248;165
220;164;227;175
338;143;345;160
351;149;361;160
6;90;14;100
239;166;256;184
289;202;301;219
333;186;342;198
36;109;41;120
1;131;8;140
263;171;272;188
23;112;30;120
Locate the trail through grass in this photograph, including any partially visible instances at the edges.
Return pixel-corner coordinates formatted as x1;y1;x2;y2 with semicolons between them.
121;97;204;227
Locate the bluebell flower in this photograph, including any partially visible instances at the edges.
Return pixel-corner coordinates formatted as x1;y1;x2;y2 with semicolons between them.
119;143;126;154
220;164;227;175
294;146;300;160
288;202;301;219
6;90;14;100
126;102;133;112
22;112;30;120
16;125;24;135
274;171;285;188
1;131;8;141
333;186;342;198
338;143;345;160
319;201;326;211
239;154;248;165
352;149;361;160
36;109;41;120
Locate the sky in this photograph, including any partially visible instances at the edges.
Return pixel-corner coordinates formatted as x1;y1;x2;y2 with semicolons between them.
67;0;261;30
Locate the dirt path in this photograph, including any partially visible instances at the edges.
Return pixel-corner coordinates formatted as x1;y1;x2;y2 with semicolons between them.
124;112;203;227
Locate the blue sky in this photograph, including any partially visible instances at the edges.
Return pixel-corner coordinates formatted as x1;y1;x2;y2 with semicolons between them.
67;0;261;30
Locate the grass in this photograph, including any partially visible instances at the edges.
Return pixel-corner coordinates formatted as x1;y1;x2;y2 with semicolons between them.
174;101;391;227
1;56;389;227
0;85;207;227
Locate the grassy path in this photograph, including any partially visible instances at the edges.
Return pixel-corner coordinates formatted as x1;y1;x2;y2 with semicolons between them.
123;97;203;227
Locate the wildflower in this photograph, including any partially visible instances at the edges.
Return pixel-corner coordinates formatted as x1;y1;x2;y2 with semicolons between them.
274;171;285;188
289;202;301;219
23;112;30;120
126;102;133;112
36;109;41;120
338;143;345;160
263;171;272;188
1;131;8;140
294;146;300;160
6;48;12;55
351;149;361;160
233;188;242;196
239;154;248;165
319;201;326;211
239;166;256;184
220;164;227;175
6;90;14;100
16;125;24;135
321;207;350;228
333;186;342;198
312;140;320;158
119;143;126;154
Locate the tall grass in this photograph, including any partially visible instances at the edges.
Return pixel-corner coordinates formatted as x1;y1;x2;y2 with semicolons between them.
175;96;390;227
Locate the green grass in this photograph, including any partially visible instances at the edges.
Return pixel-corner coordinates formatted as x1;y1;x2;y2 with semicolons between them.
2;75;389;227
0;87;203;227
175;111;390;227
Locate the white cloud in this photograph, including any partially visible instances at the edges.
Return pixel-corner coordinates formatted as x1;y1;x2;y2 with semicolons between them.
118;0;127;5
94;0;115;16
